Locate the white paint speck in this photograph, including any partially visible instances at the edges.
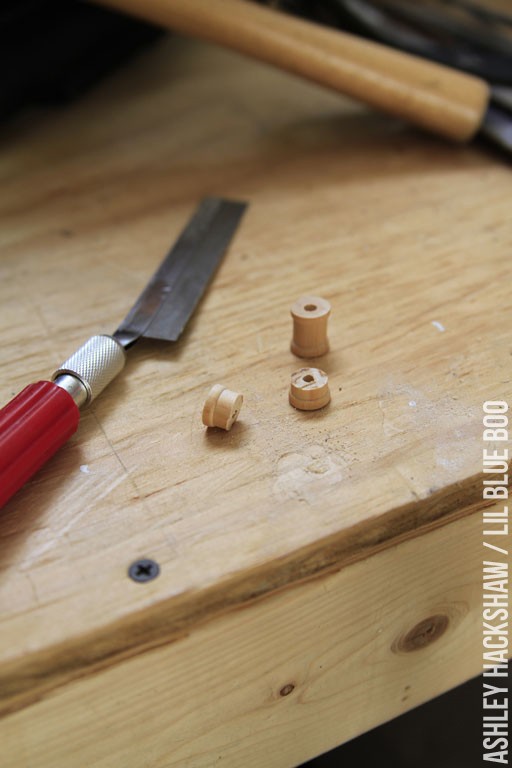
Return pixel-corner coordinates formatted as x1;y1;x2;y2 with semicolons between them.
431;320;445;333
408;400;417;408
80;464;91;474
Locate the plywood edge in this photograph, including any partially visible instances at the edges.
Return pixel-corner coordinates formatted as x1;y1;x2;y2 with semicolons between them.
0;471;492;718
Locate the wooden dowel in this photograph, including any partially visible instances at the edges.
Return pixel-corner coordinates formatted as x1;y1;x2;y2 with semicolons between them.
94;0;489;141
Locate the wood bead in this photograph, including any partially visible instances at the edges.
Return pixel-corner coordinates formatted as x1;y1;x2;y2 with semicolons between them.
202;384;243;430
290;296;331;358
289;368;330;411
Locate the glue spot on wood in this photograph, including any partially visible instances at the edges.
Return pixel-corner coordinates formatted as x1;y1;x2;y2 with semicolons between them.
274;446;346;503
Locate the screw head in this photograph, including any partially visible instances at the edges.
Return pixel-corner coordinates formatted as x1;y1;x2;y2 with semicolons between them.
128;558;160;583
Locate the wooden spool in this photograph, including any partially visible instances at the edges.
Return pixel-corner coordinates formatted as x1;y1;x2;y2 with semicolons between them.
202;384;243;430
289;368;330;411
290;296;331;358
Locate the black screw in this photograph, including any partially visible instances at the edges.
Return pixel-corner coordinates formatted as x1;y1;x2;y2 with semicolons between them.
128;558;160;583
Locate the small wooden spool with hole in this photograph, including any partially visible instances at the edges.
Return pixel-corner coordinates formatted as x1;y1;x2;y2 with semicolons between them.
289;368;330;411
202;384;243;430
290;295;331;358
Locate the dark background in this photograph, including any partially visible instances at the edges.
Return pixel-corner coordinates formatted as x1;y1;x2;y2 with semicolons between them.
304;675;485;767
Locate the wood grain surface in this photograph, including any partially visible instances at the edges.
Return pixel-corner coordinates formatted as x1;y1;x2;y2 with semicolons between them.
2;510;485;767
0;32;510;758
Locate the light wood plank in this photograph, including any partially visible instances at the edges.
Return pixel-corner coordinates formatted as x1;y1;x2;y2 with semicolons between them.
0;34;510;730
1;511;485;767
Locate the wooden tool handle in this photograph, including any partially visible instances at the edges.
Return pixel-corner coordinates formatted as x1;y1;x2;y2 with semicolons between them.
95;0;489;141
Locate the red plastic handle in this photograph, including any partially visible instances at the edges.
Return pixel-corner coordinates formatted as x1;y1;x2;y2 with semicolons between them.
0;381;80;508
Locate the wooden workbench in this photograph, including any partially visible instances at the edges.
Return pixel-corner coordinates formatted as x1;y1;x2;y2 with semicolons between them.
0;33;510;768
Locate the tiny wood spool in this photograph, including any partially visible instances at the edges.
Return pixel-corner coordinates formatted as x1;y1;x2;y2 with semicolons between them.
202;384;243;430
290;296;331;358
289;368;330;411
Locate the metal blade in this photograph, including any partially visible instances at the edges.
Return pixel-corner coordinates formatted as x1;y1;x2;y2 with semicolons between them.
113;197;247;348
481;102;512;155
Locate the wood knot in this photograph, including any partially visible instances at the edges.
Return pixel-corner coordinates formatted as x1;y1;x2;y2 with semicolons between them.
279;683;295;697
393;614;449;654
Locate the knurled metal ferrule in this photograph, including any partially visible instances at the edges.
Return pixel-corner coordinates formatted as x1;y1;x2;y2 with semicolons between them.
52;335;126;405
